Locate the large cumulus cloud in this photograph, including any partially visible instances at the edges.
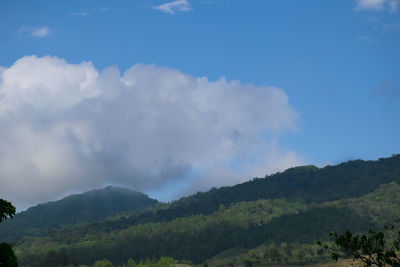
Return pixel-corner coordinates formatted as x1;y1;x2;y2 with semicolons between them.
0;55;302;210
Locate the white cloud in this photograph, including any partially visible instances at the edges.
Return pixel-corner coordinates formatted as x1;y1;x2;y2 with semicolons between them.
153;0;192;14
0;66;6;75
19;26;51;38
0;55;300;211
356;0;399;12
357;0;385;10
71;11;88;16
357;34;375;42
31;26;51;37
71;6;110;16
383;23;400;31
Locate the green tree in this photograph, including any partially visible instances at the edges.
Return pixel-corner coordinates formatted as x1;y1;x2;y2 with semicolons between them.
30;250;77;267
157;256;175;267
0;198;18;267
318;227;400;267
92;259;114;267
127;259;136;267
0;199;16;223
280;242;292;260
243;250;262;267
263;243;281;263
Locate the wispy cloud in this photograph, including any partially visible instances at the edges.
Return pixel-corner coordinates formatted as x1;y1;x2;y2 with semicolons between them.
356;0;399;12
19;26;51;38
153;0;192;14
382;23;400;31
357;34;376;42
71;6;110;16
71;11;88;16
31;26;51;37
356;0;385;10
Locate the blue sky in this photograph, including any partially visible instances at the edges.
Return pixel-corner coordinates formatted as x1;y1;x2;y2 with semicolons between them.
0;0;399;210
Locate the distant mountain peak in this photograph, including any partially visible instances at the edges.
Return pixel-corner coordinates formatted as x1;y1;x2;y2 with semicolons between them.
0;186;158;242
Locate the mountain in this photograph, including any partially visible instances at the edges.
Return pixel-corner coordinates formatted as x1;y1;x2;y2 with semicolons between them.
0;186;158;241
7;154;400;266
85;154;400;230
16;182;400;266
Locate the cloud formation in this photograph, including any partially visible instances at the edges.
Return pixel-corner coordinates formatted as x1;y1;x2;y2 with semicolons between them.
153;0;192;14
356;0;399;12
71;6;110;16
71;11;88;16
19;26;51;38
0;56;301;211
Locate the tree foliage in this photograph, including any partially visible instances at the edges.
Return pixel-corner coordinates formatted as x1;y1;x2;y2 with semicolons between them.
29;250;77;267
0;243;19;267
0;198;18;267
17;199;375;266
0;199;16;223
7;154;400;266
318;227;400;267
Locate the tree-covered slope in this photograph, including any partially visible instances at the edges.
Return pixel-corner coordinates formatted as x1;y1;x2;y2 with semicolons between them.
5;154;400;243
0;186;158;241
15;182;400;266
180;154;400;209
6;154;400;266
88;154;400;230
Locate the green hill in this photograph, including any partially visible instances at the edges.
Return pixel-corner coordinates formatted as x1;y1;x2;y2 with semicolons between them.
5;154;400;266
15;182;400;266
0;186;158;241
85;154;400;230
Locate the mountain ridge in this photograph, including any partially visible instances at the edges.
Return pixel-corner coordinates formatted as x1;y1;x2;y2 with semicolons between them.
91;154;400;230
0;186;158;241
4;154;400;266
16;181;400;266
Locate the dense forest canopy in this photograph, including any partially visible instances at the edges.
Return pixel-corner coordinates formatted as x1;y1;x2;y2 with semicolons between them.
7;154;400;266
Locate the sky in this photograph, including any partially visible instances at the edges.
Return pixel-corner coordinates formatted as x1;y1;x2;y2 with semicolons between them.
0;0;399;211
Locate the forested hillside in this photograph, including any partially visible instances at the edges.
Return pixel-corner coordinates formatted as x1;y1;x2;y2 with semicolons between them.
0;186;158;241
15;182;400;266
65;154;400;232
7;154;400;266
